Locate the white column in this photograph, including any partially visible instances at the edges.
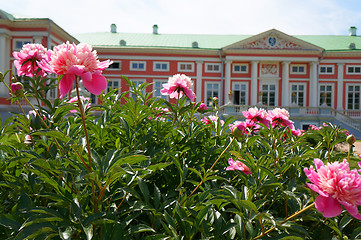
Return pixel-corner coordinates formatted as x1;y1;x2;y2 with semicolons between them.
337;63;344;110
224;60;232;104
0;35;7;76
196;61;203;102
282;61;290;107
0;34;9;96
309;62;318;107
251;61;259;106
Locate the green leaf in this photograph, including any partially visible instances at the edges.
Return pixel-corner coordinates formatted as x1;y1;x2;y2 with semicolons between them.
0;214;21;230
129;224;155;234
339;214;353;231
137;177;150;204
82;223;93;240
238;200;258;213
351;226;361;240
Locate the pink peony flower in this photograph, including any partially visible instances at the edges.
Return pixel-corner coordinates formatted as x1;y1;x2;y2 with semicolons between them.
291;128;304;137
201;115;224;127
309;124;322;131
198;102;207;113
268;108;294;128
242;107;270;127
229;121;248;137
160;74;196;101
68;96;91;113
13;43;51;77
304;159;361;219
10;82;24;97
226;158;251;175
42;42;112;98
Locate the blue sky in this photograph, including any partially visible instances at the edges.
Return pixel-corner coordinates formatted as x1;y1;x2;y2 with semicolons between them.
2;0;361;36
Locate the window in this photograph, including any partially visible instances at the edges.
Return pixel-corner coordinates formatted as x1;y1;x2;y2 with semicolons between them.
260;83;277;106
13;39;32;51
47;75;58;99
178;62;194;72
290;64;306;74
205;63;221;73
319;65;334;74
108;61;121;70
233;64;248;73
107;80;120;94
319;84;333;107
130;79;145;100
153;62;169;71
233;83;248;105
347;65;361;74
347;85;361;110
205;82;220;106
130;61;146;71
290;84;305;107
153;80;168;100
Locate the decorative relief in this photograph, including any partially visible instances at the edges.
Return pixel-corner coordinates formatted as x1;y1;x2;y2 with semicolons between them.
260;63;278;77
241;33;302;50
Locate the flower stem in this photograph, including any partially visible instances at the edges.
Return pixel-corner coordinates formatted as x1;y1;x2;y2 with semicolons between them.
182;137;235;204
74;77;92;171
252;202;315;240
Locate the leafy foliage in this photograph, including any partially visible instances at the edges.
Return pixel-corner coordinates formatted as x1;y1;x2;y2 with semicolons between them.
0;72;360;239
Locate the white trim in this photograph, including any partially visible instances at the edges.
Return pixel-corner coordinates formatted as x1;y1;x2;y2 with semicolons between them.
153;61;169;72
204;63;221;73
232;81;249;105
12;38;33;51
101;55;221;62
232;63;249;73
345;83;361;110
130;61;146;71
319;83;334;107
346;65;361;75
319;65;334;75
178;62;195;72
204;81;221;106
290;82;306;107
153;79;169;100
259;80;278;106
226;56;319;62
290;64;307;74
107;61;121;70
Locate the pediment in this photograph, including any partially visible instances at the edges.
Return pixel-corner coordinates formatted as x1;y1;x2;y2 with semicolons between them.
223;29;323;52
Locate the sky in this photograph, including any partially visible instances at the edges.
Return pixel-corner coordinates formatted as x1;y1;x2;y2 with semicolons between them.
2;0;361;36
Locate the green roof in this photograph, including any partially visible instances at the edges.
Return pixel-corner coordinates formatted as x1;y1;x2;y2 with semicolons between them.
75;31;361;52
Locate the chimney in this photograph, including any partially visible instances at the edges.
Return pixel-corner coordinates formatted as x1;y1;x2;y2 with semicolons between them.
153;24;158;34
349;26;357;36
111;23;117;33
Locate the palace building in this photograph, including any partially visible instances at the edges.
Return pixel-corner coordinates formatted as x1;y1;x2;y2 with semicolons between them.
1;9;361;136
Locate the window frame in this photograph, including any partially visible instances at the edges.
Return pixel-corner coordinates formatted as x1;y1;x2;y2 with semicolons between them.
130;61;146;71
290;83;306;107
205;63;221;73
153;79;169;100
178;62;194;72
232;64;249;74
346;83;361;110
259;81;278;106
232;82;249;105
153;62;170;72
204;81;221;106
290;64;307;74
346;65;361;75
319;83;334;107
319;65;334;75
13;39;33;51
107;61;121;70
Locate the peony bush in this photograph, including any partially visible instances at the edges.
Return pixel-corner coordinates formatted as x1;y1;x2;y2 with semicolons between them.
0;43;360;239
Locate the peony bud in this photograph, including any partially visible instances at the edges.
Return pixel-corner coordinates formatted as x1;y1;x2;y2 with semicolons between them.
232;126;244;138
198;102;207;113
11;82;25;97
346;134;356;145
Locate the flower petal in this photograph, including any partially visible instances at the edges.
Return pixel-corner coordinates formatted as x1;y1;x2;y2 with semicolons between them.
82;71;107;95
315;195;342;218
59;74;75;98
341;202;361;220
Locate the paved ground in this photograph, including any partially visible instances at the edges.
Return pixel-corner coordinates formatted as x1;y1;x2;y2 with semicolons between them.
336;141;361;155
